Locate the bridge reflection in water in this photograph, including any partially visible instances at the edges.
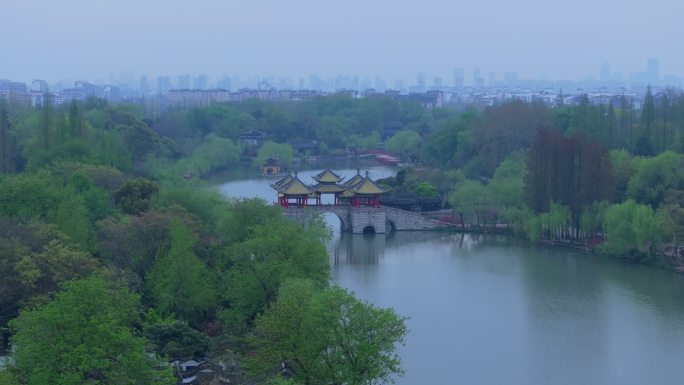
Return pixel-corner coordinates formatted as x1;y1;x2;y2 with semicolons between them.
330;232;386;265
328;227;461;266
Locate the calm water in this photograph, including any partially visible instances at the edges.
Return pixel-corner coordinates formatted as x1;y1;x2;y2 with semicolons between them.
217;167;684;385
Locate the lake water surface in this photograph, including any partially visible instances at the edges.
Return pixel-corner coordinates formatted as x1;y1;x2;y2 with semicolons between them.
217;166;684;385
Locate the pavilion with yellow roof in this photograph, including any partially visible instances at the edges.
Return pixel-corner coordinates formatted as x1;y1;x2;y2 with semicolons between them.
271;172;314;208
271;169;387;208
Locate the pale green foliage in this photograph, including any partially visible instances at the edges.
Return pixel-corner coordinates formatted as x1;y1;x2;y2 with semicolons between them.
54;194;93;249
0;226;99;333
249;279;408;385
627;151;684;207
523;203;575;241
412;181;439;197
10;276;174;385
488;155;525;209
148;220;218;324
602;200;662;259
527;214;544;242
0;171;61;220
221;219;330;333
348;132;381;151
14;239;98;292
546;202;572;239
178;134;241;177
153;187;233;236
0;370;20;385
222;198;284;245
255;141;294;167
449;179;490;224
580;201;610;235
386;130;421;157
657;203;684;244
499;206;533;236
609;149;634;201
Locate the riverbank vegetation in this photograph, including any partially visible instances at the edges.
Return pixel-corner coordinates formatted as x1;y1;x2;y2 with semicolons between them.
3;87;684;381
0;97;407;385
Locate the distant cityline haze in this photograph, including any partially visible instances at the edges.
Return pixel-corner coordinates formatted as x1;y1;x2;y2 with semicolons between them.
5;0;684;87
2;57;678;94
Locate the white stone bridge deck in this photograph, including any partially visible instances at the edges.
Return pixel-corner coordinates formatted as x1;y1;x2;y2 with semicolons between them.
283;205;455;234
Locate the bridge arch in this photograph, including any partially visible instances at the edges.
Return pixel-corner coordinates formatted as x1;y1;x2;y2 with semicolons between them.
320;211;348;232
362;225;376;234
385;219;396;233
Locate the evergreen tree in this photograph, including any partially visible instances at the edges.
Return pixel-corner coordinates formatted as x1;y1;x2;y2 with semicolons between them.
41;93;53;151
641;86;655;128
606;104;617;148
0;101;9;173
69;99;82;137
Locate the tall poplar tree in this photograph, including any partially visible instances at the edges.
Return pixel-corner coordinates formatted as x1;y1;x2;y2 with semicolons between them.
0;101;9;173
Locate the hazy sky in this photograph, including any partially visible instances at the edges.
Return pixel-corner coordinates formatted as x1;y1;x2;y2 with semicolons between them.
3;0;683;84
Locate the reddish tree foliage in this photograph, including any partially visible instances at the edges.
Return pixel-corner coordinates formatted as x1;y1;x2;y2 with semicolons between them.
524;128;614;223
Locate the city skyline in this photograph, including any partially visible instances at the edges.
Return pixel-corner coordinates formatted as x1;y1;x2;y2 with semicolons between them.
4;57;678;94
3;0;684;84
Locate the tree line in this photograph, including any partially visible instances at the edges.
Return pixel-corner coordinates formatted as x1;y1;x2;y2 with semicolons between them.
5;87;684;382
0;96;407;385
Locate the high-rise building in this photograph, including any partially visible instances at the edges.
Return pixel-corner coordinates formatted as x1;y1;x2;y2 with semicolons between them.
394;79;405;91
416;72;426;92
453;68;464;88
139;76;151;95
600;62;610;82
433;76;443;89
217;76;232;90
472;68;482;88
194;75;209;90
503;72;518;86
31;79;49;93
374;76;387;92
156;76;172;94
487;72;496;87
647;58;660;84
178;75;191;89
308;74;324;90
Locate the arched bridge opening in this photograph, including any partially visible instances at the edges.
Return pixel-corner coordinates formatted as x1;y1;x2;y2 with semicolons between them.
385;219;396;233
362;225;376;235
321;212;348;234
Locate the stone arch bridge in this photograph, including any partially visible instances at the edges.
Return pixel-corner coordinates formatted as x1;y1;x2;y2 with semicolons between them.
283;205;454;234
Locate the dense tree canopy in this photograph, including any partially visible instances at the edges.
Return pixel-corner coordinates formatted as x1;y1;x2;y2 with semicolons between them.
10;276;174;385
248;278;407;385
5;88;684;383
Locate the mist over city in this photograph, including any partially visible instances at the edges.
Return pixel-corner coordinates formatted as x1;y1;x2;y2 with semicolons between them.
3;0;684;84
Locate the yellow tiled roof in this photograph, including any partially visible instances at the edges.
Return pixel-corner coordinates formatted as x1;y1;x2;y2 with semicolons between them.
345;175;363;187
311;183;347;193
351;178;387;195
313;169;343;183
272;174;313;195
272;174;294;189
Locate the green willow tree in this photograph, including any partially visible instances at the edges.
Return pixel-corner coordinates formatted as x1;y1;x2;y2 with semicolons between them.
602;200;662;260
